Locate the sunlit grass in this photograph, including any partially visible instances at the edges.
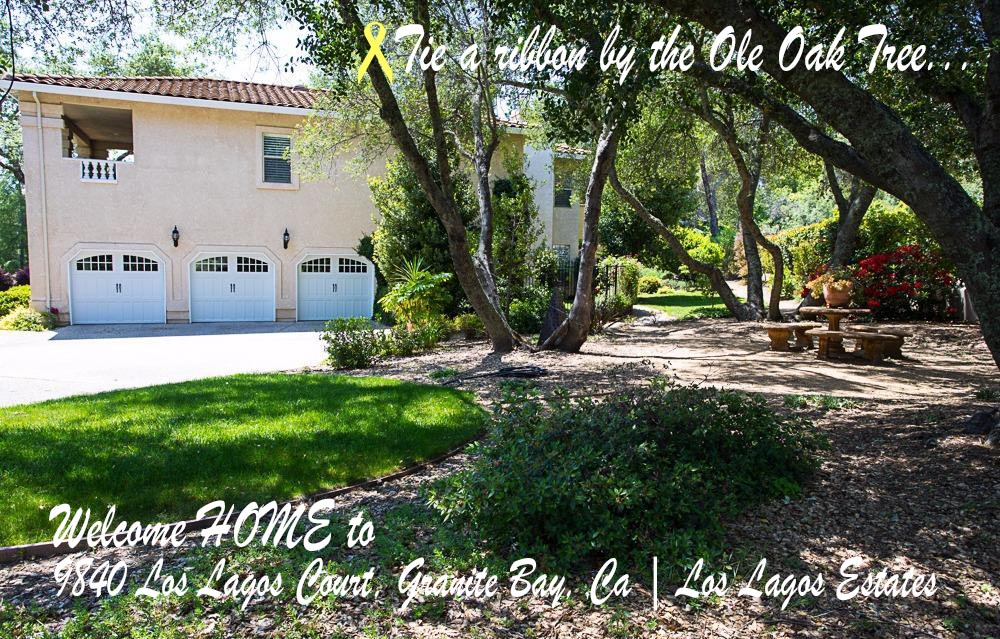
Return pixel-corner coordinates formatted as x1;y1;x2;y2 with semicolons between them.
0;374;485;545
636;291;731;319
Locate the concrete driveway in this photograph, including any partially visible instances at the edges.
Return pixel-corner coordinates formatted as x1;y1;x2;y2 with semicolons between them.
0;323;330;407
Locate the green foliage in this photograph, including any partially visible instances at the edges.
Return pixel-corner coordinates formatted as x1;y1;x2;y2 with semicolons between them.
0;286;32;318
87;34;205;77
379;257;453;326
369;158;475;315
507;286;551;334
321;318;384;369
598;255;642;303
428;382;821;573
384;316;450;357
322;313;450;369
766;201;940;297
638;275;662;294
767;217;839;297
492;156;552;308
673;227;725;294
856;201;939;260
0;180;26;269
453;313;485;339
0;306;52;331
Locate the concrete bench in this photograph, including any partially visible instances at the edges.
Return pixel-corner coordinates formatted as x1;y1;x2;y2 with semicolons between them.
805;329;899;363
762;322;823;351
847;326;912;358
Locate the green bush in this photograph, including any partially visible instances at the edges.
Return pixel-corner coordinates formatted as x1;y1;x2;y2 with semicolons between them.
453;313;485;339
0;285;30;318
598;255;642;305
765;201;940;298
321;318;385;369
507;286;550;334
0;306;53;331
638;275;661;294
428;382;821;573
380;257;452;327
385;316;449;356
672;228;725;295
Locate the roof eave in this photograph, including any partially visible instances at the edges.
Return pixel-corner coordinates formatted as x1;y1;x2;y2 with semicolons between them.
11;81;315;116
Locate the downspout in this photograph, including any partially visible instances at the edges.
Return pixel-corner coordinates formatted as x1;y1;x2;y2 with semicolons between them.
32;91;51;309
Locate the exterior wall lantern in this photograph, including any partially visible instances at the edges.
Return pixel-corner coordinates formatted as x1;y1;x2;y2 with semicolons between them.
283;228;290;250
171;226;180;248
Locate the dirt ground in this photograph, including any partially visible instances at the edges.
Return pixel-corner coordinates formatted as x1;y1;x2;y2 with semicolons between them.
1;316;997;638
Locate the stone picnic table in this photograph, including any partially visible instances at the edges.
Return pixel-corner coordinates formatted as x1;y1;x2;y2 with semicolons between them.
798;306;871;331
795;306;910;362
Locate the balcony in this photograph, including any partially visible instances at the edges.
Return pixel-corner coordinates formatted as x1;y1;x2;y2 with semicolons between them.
63;103;134;184
79;159;121;183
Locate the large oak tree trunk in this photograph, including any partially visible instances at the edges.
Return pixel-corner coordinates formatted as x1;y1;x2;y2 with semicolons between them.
336;0;516;352
539;124;621;352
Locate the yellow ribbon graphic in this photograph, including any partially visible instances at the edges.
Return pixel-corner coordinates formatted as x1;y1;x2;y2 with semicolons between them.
358;22;393;84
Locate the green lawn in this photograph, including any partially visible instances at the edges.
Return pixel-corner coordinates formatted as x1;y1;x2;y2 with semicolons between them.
0;374;485;545
636;291;731;319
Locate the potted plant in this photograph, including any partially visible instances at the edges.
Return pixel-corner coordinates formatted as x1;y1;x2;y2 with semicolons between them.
807;267;855;307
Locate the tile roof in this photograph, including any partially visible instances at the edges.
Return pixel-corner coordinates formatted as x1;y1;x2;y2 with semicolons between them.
10;75;317;109
10;76;561;141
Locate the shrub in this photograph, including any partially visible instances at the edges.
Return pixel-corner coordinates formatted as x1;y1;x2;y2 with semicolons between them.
0;285;30;318
385;316;449;356
0;306;53;331
854;245;959;320
507;289;550;335
321;318;385;369
380;257;452;326
0;269;11;292
453;313;485;339
673;228;725;295
12;268;28;286
598;255;642;305
638;275;661;294
428;382;821;573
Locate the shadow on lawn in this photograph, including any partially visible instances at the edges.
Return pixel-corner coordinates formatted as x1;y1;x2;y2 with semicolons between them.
0;375;484;546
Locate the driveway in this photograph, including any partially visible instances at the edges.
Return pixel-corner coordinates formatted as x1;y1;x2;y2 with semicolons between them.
0;323;329;407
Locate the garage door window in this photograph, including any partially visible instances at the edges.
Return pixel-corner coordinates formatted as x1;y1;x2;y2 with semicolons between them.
338;258;367;273
237;257;268;273
76;255;113;271
123;255;158;272
195;256;228;272
301;258;331;273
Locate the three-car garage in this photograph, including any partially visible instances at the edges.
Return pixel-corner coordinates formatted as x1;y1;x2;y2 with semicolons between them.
67;250;374;325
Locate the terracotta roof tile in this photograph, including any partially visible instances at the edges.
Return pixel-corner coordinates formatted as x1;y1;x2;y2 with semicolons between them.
10;75;317;109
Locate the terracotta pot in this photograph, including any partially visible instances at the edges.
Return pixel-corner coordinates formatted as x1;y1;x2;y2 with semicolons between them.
823;283;853;308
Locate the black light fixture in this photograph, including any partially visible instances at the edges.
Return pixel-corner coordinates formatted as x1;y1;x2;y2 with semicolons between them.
171;226;180;248
283;228;290;250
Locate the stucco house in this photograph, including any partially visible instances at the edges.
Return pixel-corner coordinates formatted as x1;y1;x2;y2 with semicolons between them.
11;75;584;324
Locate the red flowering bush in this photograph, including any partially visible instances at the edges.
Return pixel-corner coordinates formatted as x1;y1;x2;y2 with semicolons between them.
853;245;958;320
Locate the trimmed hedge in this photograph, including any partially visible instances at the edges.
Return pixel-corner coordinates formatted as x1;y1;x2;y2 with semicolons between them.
0;285;31;319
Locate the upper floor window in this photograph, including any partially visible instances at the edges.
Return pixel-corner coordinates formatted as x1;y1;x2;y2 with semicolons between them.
257;127;298;190
554;174;572;208
262;134;292;184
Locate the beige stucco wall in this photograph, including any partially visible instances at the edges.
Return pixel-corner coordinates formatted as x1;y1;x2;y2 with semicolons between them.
18;90;584;323
19;92;382;323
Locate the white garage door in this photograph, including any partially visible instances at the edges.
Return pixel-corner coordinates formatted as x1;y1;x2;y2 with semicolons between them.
297;257;374;321
70;253;165;324
190;255;274;322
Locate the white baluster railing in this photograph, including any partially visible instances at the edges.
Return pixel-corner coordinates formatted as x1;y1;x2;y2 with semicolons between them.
79;159;119;183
